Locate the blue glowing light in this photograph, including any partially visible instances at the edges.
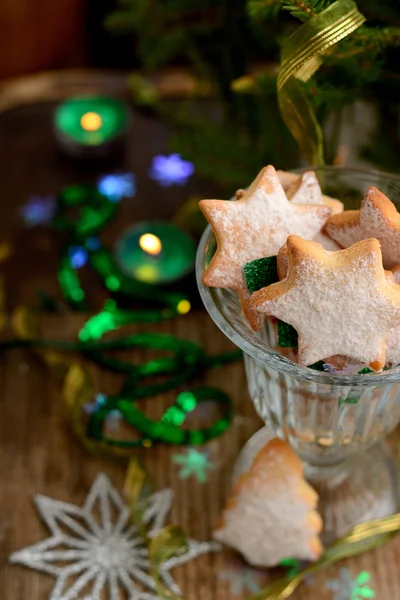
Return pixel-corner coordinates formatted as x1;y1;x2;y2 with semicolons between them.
86;237;101;251
68;246;88;269
97;173;136;202
21;195;56;227
148;154;194;187
95;393;107;406
105;409;123;432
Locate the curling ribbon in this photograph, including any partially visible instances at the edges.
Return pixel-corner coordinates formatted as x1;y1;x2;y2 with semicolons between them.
124;459;187;600
122;457;400;600
277;0;365;166
8;307;238;454
148;526;188;600
250;513;400;599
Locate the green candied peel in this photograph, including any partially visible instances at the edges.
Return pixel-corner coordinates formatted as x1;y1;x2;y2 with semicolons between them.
243;256;298;348
243;256;279;294
277;320;298;348
339;396;360;406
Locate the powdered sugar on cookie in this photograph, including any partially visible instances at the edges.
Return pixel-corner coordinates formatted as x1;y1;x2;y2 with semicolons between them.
250;236;400;370
214;438;322;566
277;170;343;250
200;165;331;329
326;186;400;268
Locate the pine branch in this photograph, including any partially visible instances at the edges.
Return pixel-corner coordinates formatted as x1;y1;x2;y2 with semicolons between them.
331;25;400;59
282;0;331;22
246;0;282;21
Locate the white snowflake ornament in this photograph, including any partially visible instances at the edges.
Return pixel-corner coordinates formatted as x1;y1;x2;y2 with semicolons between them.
10;473;219;600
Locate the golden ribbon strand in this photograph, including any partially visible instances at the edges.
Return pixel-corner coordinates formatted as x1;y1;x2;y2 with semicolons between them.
148;525;188;600
278;10;364;88
123;459;187;599
250;511;400;599
277;0;366;165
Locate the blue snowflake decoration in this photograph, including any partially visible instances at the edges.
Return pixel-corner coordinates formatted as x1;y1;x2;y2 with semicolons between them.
148;154;194;187
326;568;375;600
21;195;56;227
97;173;136;203
172;449;215;483
68;246;88;269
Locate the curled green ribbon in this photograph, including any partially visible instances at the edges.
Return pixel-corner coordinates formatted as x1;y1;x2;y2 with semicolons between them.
277;0;366;165
64;362;233;454
9;306;240;455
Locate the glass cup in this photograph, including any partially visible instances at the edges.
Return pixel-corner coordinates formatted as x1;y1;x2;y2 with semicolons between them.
196;166;400;542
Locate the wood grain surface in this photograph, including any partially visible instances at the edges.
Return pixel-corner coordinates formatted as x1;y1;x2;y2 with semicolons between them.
0;73;400;600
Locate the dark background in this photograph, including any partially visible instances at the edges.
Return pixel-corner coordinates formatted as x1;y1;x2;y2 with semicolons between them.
0;0;138;80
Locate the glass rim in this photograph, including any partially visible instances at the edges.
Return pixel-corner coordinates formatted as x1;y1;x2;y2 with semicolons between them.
195;165;400;386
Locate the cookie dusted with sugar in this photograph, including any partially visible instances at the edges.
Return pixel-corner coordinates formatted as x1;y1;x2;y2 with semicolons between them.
275;170;343;251
326;186;400;269
200;165;331;329
250;236;400;371
385;265;400;367
214;438;322;567
277;169;344;215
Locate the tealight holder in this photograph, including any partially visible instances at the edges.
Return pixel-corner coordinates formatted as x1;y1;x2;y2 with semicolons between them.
114;221;196;285
196;166;400;543
54;96;131;158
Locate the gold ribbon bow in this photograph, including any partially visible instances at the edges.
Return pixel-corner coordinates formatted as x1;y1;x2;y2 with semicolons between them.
277;0;366;166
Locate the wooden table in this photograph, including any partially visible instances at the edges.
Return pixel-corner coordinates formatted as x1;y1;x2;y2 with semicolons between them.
0;71;400;600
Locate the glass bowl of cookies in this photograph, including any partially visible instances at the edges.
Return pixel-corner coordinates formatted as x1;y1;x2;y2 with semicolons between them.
196;166;400;542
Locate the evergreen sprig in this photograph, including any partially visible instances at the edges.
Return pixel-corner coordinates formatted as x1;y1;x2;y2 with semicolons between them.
106;0;400;178
333;25;400;59
247;0;332;22
281;0;332;21
247;0;282;20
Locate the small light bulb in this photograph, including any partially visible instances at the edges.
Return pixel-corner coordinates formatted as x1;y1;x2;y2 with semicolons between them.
80;112;102;131
139;233;162;255
177;300;191;315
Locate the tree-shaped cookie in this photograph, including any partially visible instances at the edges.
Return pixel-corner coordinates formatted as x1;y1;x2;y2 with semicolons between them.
214;438;322;567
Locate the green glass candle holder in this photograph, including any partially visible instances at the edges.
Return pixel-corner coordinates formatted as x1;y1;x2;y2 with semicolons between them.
114;221;196;285
54;96;130;157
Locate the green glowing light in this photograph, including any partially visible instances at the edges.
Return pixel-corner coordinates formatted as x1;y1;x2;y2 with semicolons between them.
106;275;121;291
114;222;196;285
54;96;128;146
176;391;197;412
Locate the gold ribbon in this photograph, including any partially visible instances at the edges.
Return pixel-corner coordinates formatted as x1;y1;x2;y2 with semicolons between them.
277;0;365;166
12;305;74;375
124;458;188;600
250;512;400;599
148;525;188;600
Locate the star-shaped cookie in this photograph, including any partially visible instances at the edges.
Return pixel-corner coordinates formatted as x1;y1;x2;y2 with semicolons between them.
385;265;400;367
326;186;400;269
281;170;343;251
200;165;331;329
250;235;400;370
